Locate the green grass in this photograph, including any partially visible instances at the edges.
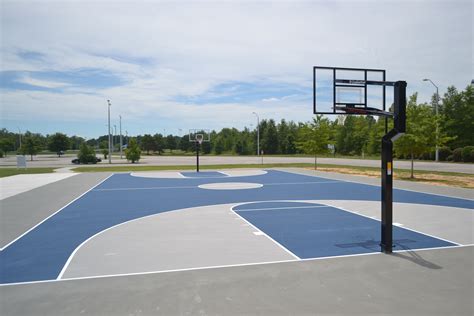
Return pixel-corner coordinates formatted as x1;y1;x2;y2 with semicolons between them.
0;168;57;178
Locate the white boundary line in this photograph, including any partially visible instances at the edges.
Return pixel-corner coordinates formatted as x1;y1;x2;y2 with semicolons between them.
2;243;472;287
230;204;301;260
0;174;114;252
280;168;474;202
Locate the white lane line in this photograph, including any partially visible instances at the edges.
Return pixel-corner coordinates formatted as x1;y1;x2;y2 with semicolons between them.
230;206;301;260
3;243;472;287
95;185;196;191
235;205;330;212
0;174;114;252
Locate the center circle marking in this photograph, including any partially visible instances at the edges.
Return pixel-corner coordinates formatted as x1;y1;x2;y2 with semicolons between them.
198;182;263;190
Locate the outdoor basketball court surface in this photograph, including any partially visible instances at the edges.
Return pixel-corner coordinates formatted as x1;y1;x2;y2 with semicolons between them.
1;168;473;315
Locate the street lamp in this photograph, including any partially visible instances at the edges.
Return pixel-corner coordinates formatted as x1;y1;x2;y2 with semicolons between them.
113;124;117;155
119;115;123;159
17;127;22;150
107;100;112;164
252;112;260;156
423;78;439;162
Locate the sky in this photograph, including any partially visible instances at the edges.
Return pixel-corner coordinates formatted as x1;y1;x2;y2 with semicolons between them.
0;0;472;139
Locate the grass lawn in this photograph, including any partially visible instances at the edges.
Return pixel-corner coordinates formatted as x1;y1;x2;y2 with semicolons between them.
0;168;57;178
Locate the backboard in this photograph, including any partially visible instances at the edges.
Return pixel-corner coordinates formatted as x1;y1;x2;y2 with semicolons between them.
189;129;211;144
313;66;389;116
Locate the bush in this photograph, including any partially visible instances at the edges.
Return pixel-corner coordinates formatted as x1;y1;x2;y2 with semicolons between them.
77;143;97;164
420;152;434;160
0;151;4;158
438;147;452;161
461;146;474;162
125;138;141;163
446;155;453;161
452;148;463;162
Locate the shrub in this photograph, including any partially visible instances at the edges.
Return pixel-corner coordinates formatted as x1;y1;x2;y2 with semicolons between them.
77;143;97;164
461;146;474;162
452;148;463;162
446;155;453;161
438;147;452;161
0;151;4;158
125;138;141;163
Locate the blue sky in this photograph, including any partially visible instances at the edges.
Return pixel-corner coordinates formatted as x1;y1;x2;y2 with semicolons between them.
1;0;472;138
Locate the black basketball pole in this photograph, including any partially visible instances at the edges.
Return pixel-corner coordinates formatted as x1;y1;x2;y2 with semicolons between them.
196;141;200;172
381;81;407;253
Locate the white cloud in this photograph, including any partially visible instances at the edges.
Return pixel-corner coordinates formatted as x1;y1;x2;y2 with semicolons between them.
16;75;70;89
0;0;472;136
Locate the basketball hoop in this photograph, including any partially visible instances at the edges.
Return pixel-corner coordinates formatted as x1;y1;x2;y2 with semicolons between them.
196;134;204;145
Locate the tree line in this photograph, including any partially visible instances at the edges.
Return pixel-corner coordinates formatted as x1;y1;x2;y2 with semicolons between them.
1;85;472;163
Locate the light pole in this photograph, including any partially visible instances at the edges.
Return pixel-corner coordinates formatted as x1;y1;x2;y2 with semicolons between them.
252;112;260;156
107;100;112;164
119;115;123;159
423;78;439;162
17;127;22;151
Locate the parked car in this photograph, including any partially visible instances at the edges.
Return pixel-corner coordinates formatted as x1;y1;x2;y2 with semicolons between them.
71;157;102;164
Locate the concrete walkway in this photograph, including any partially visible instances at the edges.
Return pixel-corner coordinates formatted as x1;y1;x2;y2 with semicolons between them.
0;174;77;200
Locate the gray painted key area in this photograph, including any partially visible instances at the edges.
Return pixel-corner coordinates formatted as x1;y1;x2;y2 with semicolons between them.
61;203;295;279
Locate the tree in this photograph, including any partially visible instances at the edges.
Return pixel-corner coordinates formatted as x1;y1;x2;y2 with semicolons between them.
262;119;278;154
166;135;177;151
69;136;85;150
48;133;70;157
0;138;15;157
141;134;156;154
77;143;97;164
20;134;42;161
296;116;332;169
99;140;109;159
214;137;225;154
394;94;449;178
154;134;165;155
441;85;474;148
125;138;141;163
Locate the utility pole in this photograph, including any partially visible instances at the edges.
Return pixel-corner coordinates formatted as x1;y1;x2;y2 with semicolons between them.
119;116;123;159
423;78;439;162
17;127;22;151
252;112;260;156
107;100;112;164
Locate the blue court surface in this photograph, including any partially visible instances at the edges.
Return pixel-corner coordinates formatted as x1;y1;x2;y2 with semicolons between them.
1;169;472;285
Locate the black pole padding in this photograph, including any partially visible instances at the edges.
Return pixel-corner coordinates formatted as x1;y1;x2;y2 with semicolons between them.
381;136;393;253
380;80;407;254
393;81;407;133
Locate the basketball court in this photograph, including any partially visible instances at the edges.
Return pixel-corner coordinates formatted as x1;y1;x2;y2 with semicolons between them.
0;168;473;314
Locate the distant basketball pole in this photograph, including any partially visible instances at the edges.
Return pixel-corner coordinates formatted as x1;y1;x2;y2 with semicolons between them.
119;115;123;159
107;100;112;164
422;78;439;162
252;112;260;156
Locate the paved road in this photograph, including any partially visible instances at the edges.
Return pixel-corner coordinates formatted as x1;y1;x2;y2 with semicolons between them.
1;154;473;174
